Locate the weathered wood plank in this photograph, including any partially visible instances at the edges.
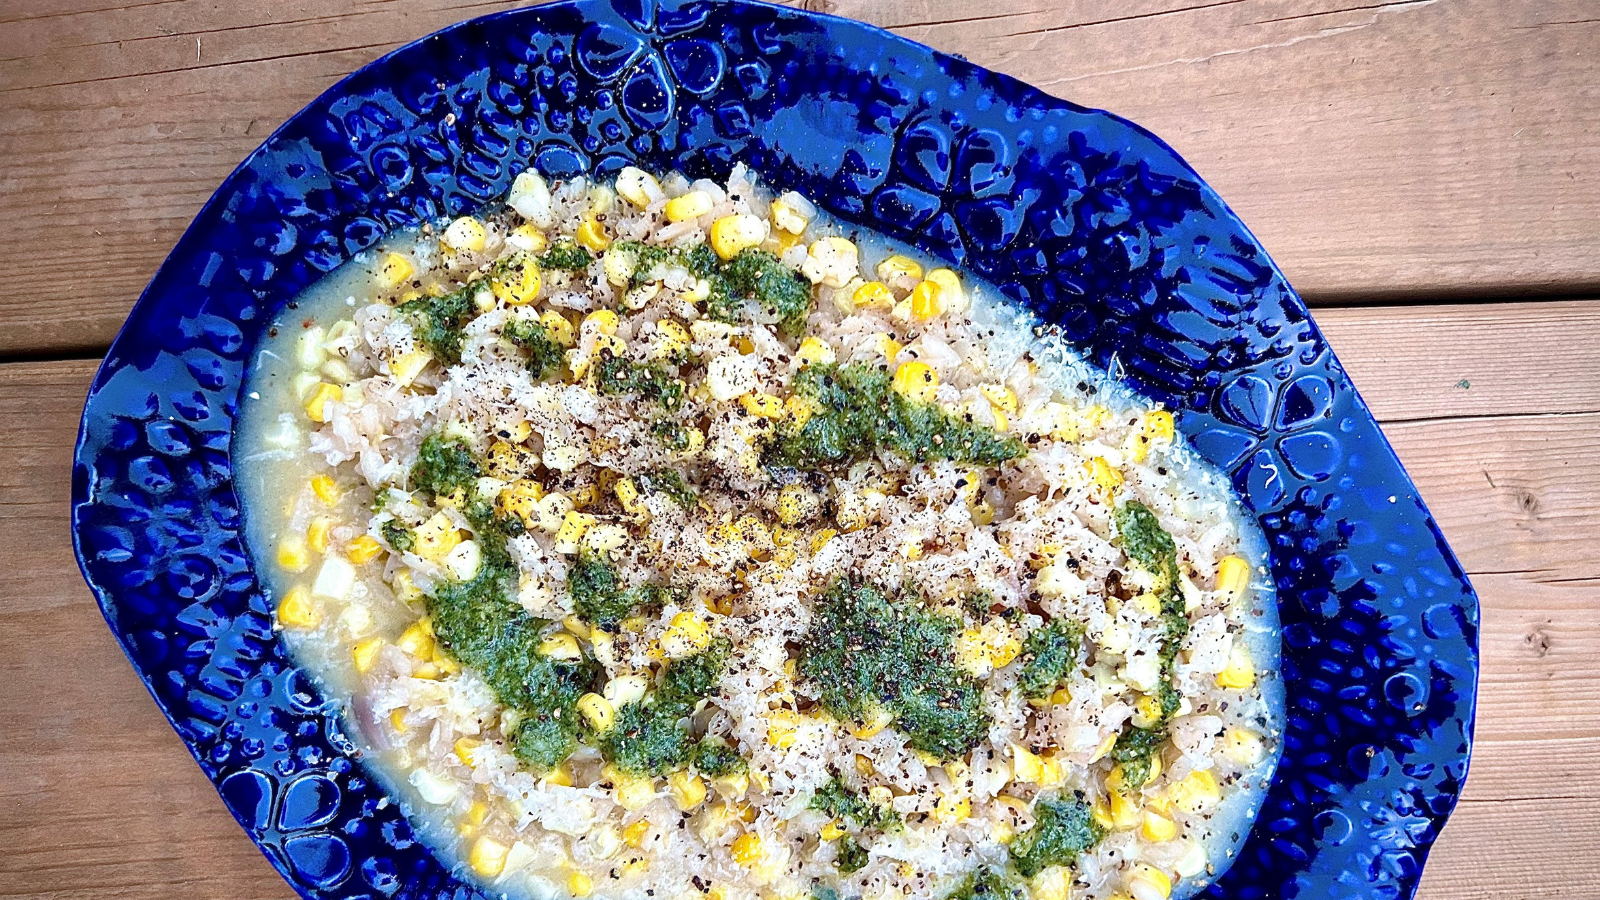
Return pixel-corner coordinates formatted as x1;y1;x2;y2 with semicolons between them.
3;295;1597;899
1;0;1596;353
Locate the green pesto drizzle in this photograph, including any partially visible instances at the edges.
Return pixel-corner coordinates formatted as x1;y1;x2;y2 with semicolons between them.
1016;619;1085;701
798;580;990;759
595;638;736;776
407;433;595;772
1107;500;1190;788
566;548;674;632
1007;794;1106;877
398;287;474;366
765;363;1024;471
503;318;566;380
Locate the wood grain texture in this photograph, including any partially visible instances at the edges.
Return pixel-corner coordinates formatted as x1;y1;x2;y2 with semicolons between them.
1;300;1597;898
1;0;1597;354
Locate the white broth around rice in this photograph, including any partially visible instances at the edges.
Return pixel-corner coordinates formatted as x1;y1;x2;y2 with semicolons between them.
237;165;1284;900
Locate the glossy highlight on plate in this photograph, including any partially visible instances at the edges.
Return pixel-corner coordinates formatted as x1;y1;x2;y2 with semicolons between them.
70;1;1478;898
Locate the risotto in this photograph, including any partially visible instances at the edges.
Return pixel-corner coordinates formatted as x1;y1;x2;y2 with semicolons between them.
237;165;1284;900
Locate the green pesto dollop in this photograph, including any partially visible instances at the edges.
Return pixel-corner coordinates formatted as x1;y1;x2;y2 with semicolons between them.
594;352;686;410
809;776;901;831
944;868;1026;900
1007;795;1106;878
596;638;735;776
799;580;990;759
835;836;870;875
407;434;595;772
720;248;812;334
1016;619;1085;701
1109;501;1191;775
537;241;595;271
566;548;674;632
503;318;566;380
635;469;699;509
398;287;474;366
380;519;415;553
766;363;1024;471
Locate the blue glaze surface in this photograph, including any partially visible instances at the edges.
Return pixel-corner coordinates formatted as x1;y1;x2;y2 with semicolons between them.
70;2;1477;898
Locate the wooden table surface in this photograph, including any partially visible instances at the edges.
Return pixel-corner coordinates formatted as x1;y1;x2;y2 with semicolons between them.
2;1;1597;897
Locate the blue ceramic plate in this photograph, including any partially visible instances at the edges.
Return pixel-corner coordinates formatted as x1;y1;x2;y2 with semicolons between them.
72;1;1478;898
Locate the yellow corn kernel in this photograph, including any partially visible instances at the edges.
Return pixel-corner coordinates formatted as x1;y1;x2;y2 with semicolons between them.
775;484;821;527
530;311;573;349
819;819;846;841
892;361;939;403
397;619;435;660
1141;810;1178;843
1222;727;1265;766
660;611;712;660
583;308;619;335
303;383;342;423
850;707;894;739
1087;456;1123;493
1132;693;1164;729
616;166;661;208
539;632;583;661
1012;744;1046;784
953;628;988;674
909;280;944;319
1108;790;1142;831
863;333;900;363
1216;643;1256;690
731;832;766;867
740;392;784;419
385;708;410;734
310;474;341;505
1092;797;1114;831
979;384;1018;417
543;764;573;787
1032;866;1070;900
347;534;383;564
651;319;691;361
553;511;597;555
276;587;318;629
576;216;611;252
491;257;543;306
451;736;481;766
711;213;768;259
796;336;835;365
925;268;964;310
468;835;508;878
387;348;432;387
496;480;545;527
768;196;808;234
665;190;714;222
306;517;333;555
577;693;616;733
510;223;549;254
1215;555;1251;600
442;216;487;253
1127;864;1173;900
669;769;708;811
562;870;593;898
413;512;464;562
712;771;750;800
1090;732;1119;763
851;281;893;310
1144;409;1175;445
376;252;415;290
623;820;651;847
809;528;839;554
277;536;309;573
351;638;384;674
1168;769;1222;814
766;709;803;749
933;791;971;824
616;775;656;811
613;477;644;516
875;254;923;283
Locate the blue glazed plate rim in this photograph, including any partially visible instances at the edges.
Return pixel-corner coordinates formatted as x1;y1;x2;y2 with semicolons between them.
72;2;1479;898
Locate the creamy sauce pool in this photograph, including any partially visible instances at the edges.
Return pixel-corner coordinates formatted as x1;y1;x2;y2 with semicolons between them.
238;208;1284;900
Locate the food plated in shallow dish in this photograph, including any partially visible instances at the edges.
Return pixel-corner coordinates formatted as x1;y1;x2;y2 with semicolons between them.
238;165;1285;900
71;2;1478;899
